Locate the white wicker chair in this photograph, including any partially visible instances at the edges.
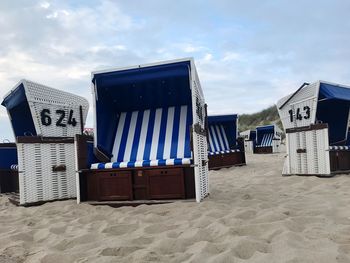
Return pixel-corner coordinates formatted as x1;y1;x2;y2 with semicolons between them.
2;79;89;205
277;80;350;176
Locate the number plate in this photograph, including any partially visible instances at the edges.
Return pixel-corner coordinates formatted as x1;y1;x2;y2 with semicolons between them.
40;109;78;127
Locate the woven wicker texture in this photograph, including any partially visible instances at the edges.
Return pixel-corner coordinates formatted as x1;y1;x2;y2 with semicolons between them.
24;80;89;137
18;142;76;205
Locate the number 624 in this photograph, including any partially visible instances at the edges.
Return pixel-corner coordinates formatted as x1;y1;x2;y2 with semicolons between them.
40;109;77;127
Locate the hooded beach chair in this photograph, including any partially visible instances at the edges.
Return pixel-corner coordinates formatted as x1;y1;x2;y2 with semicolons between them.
207;114;245;170
75;58;209;204
254;124;282;154
240;129;256;154
277;80;350;176
1;79;89;205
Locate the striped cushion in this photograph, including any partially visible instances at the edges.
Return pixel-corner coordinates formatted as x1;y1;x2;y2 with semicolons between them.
10;164;18;171
257;133;273;147
91;158;192;169
91;105;192;170
208;149;240;156
329;146;350;151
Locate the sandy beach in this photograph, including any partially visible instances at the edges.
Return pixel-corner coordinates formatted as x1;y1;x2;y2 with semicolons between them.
1;153;350;262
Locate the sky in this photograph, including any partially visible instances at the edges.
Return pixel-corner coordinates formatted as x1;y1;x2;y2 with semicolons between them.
1;0;350;140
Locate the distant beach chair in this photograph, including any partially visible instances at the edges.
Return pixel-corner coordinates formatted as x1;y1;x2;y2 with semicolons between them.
240;129;256;154
75;58;210;204
207;114;246;169
277;80;350;176
1;79;89;205
254;124;282;154
0;143;18;193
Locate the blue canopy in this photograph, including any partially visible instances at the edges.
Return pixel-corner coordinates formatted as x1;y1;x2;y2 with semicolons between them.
93;60;193;157
317;82;350;145
319;82;350;101
1;83;37;137
207;114;237;124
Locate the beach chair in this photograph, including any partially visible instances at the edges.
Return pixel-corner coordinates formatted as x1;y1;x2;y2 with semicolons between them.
75;58;209;204
0;143;18;193
240;129;256;154
1;79;89;205
277;80;350;176
254;124;282;154
207;114;246;170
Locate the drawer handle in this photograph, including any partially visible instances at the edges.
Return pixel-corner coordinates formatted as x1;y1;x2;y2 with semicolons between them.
52;165;66;172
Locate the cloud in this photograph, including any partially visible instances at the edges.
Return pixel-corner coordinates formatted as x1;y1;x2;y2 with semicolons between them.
1;0;350;139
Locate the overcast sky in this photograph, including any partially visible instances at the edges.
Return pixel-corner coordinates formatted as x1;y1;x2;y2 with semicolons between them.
1;0;350;140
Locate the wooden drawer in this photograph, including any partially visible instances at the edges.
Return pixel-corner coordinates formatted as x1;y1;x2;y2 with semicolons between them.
87;171;133;201
145;168;185;199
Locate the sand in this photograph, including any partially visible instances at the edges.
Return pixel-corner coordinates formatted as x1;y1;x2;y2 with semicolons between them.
1;153;350;262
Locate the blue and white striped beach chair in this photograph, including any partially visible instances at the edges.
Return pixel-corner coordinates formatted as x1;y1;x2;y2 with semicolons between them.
255;124;281;153
207;115;245;169
76;58;209;204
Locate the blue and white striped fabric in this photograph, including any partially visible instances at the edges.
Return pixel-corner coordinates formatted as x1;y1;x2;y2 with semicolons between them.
208;149;240;156
257;133;273;147
91;105;192;169
208;124;236;155
329;145;350;151
10;164;18;171
91;158;192;169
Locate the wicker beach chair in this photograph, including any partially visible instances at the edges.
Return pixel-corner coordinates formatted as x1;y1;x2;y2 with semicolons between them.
1;79;89;205
75;58;210;204
277;80;350;176
254;124;282;154
207;114;246;170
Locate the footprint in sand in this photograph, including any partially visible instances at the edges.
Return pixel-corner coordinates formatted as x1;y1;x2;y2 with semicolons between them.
143;223;178;234
102;223;138;236
131;236;155;246
232;238;270;260
100;246;142;257
235;210;257;220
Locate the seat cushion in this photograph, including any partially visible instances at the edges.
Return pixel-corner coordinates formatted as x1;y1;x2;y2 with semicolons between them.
329;146;350;151
91;158;193;170
208;149;240;156
10;164;18;171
